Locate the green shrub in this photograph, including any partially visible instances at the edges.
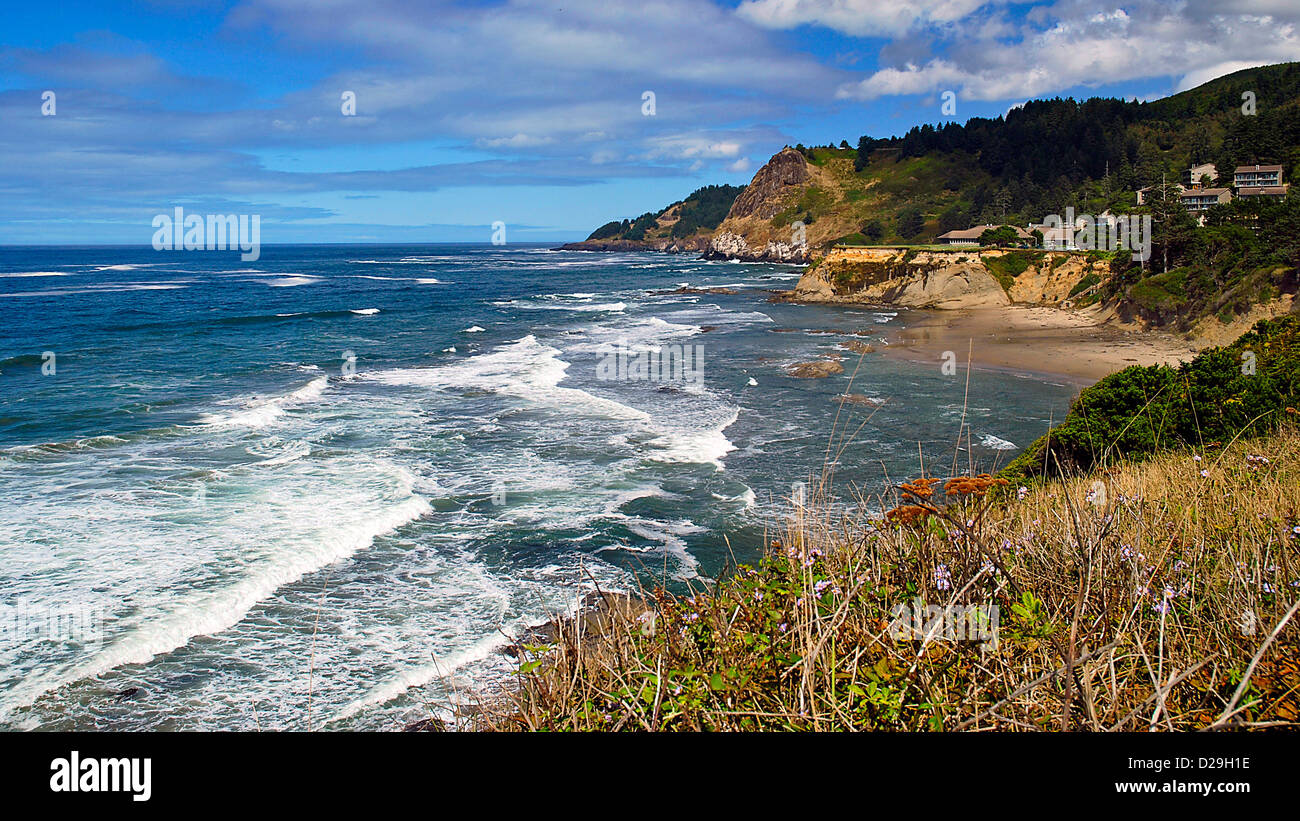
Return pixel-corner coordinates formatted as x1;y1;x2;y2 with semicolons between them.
1002;316;1300;482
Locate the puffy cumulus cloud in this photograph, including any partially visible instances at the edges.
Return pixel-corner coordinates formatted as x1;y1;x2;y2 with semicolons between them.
645;135;744;160
835;0;1300;101
736;0;1005;37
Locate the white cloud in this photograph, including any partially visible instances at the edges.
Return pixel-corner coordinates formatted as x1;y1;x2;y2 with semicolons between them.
836;1;1300;102
736;0;1002;37
1176;60;1277;92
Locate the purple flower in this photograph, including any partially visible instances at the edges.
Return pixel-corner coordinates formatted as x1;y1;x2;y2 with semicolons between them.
934;564;952;591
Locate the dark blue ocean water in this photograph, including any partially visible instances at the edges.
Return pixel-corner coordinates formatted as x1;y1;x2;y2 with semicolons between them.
0;244;1077;729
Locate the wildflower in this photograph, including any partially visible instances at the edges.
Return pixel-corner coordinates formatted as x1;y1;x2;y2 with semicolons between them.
1017;486;1029;500
1120;545;1133;560
1153;600;1170;615
1263;582;1275;594
1292;526;1300;536
1163;586;1176;600
753;590;764;602
813;580;833;597
934;564;952;591
778;622;788;633
1200;469;1209;478
1193;454;1201;462
1173;560;1189;572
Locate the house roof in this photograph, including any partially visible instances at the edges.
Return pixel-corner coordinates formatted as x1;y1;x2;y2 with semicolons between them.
1234;165;1283;173
1181;188;1231;198
937;225;1033;240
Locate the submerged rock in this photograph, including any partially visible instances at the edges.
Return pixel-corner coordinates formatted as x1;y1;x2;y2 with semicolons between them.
786;360;845;378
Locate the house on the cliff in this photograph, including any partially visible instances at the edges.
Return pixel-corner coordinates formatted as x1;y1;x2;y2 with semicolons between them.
1234;164;1289;202
937;225;1034;247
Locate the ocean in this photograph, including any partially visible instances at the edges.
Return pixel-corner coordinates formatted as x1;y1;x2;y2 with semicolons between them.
0;244;1078;730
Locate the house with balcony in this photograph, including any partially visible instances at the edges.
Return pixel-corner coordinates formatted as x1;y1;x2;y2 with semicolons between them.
1184;163;1218;188
1236;184;1290;202
1180;187;1232;212
1234;164;1284;188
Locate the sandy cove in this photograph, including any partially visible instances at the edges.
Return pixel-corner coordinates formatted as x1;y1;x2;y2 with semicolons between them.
883;305;1201;385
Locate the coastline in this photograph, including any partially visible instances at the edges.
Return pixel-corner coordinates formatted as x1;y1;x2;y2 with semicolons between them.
880;304;1201;385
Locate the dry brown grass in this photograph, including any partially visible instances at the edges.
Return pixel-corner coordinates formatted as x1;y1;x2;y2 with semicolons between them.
490;426;1300;731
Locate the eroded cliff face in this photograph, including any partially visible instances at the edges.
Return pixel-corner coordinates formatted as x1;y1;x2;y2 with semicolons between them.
704;231;810;263
704;148;823;263
791;247;1102;310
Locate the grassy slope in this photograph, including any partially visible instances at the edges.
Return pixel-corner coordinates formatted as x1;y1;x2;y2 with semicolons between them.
501;426;1300;731
491;317;1300;732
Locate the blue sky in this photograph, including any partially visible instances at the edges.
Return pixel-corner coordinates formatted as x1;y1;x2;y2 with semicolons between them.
2;0;1298;243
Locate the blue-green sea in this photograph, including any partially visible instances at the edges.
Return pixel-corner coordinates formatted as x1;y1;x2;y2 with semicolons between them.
0;244;1077;729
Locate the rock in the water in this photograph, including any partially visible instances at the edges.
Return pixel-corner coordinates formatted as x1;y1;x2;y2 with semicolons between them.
786;360;845;378
404;717;446;732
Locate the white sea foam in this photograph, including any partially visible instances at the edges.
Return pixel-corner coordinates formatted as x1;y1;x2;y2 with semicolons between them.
979;433;1017;450
462;325;486;333
198;376;329;429
259;276;320;287
516;301;627;313
646;407;739;471
0;465;431;720
330;631;509;724
0;283;191;298
368;336;649;422
350;308;380;315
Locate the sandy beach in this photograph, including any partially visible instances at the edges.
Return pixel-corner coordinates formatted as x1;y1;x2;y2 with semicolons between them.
883;305;1201;385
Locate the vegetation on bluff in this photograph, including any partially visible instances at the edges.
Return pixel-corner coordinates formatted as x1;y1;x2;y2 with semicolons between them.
498;427;1300;731
490;318;1300;732
586;184;744;243
1003;315;1300;483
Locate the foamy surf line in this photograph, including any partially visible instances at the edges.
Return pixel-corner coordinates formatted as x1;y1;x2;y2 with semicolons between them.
0;491;431;721
328;632;511;725
197;375;329;429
